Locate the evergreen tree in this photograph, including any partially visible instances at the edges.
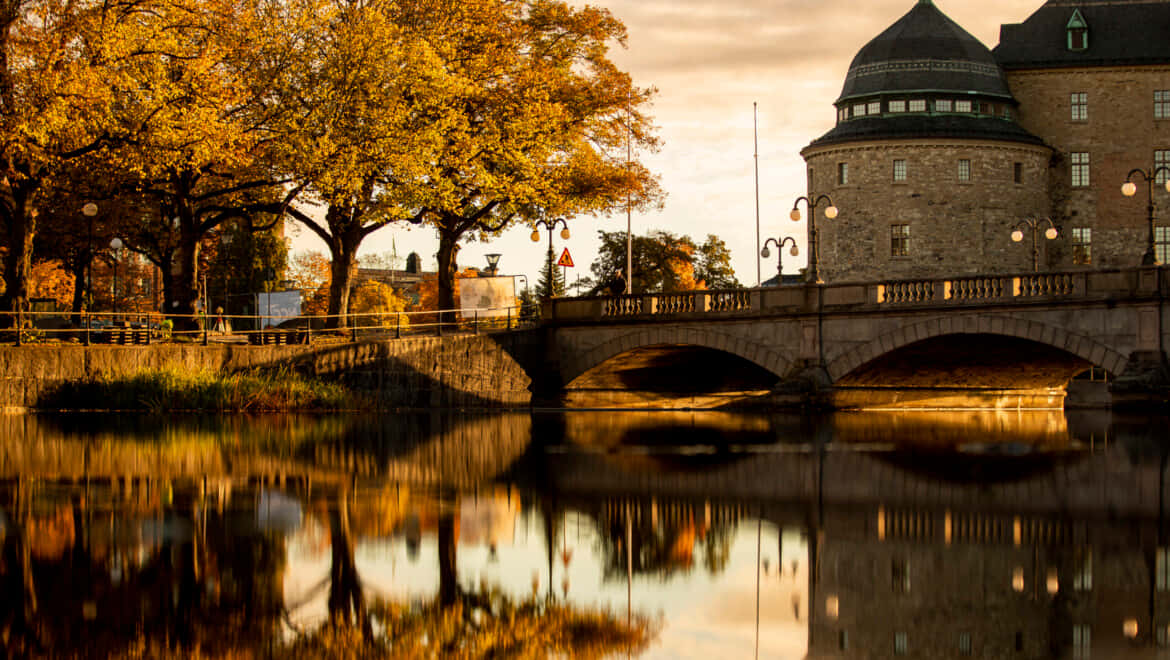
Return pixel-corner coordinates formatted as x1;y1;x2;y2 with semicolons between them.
536;246;566;300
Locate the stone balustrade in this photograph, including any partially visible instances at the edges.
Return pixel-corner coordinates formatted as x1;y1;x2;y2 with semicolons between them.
543;266;1170;323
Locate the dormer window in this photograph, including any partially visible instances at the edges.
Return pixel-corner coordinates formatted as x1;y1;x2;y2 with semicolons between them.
1067;10;1088;51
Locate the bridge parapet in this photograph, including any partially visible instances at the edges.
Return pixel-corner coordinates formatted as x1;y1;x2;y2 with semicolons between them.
543;266;1169;323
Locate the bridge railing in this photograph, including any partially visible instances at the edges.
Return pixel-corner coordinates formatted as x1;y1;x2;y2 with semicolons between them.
542;266;1169;323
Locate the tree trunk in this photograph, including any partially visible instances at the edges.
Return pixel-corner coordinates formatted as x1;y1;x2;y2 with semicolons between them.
0;184;38;328
69;258;87;326
324;206;362;330
169;219;202;333
436;229;460;326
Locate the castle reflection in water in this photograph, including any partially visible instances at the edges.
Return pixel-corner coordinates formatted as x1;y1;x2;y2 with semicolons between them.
0;409;1166;658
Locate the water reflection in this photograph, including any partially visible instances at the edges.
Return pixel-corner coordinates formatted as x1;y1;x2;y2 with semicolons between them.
0;409;1167;658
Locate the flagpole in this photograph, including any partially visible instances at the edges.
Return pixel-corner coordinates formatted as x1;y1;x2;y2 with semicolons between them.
626;90;633;295
754;102;761;287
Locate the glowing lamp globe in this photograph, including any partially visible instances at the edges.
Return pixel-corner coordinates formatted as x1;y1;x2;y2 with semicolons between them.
824;206;839;219
1166;179;1170;193
530;230;541;242
789;209;802;222
1122;181;1138;197
82;203;98;217
1044;227;1058;240
790;245;800;257
560;227;570;240
1011;230;1024;243
760;247;770;259
109;237;123;250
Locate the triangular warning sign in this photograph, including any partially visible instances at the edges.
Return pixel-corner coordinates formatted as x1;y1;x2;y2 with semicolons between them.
556;248;574;268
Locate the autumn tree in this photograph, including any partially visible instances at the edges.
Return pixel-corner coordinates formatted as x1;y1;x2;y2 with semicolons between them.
694;235;740;289
101;0;304;329
0;0;151;322
395;0;661;319
584;229;711;294
276;0;447;328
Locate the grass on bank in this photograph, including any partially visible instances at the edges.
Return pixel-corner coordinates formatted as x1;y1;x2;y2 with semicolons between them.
40;367;365;412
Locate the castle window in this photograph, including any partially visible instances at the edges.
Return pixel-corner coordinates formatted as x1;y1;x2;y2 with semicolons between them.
1071;92;1088;121
868;101;881;115
958;159;971;182
955;99;972;113
889;100;906;113
853;103;866;117
891;225;910;258
1014;162;1023;184
838;107;847;122
1067;10;1089;51
1002;106;1013;120
1156;150;1169;185
908;99;926;112
1072;228;1092;265
837;162;849;186
935;99;952;112
1071;152;1090;187
1157;90;1170;119
893;159;907;182
1156;227;1170;264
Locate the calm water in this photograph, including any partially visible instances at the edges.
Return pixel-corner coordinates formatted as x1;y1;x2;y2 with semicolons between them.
0;409;1167;659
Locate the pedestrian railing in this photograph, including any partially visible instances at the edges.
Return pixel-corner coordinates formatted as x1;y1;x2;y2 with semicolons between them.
0;305;533;347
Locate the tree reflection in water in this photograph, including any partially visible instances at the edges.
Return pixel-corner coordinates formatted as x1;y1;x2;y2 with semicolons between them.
0;478;656;659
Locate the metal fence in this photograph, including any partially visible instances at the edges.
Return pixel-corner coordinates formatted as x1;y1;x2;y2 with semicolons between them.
0;305;534;347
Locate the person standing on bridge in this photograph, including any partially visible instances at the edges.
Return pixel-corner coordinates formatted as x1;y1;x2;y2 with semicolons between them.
610;269;627;296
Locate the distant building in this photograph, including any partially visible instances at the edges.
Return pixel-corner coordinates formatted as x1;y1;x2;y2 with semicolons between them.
801;0;1170;281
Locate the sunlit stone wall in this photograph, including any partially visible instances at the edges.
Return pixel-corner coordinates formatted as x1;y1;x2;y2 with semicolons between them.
0;335;534;411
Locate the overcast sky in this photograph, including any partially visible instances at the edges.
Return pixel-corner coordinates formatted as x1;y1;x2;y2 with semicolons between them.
289;0;1043;291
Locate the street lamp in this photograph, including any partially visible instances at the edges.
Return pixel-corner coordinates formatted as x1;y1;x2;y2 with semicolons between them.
530;218;570;298
109;237;123;319
485;253;502;276
760;237;799;284
1121;166;1170;265
1010;217;1059;272
790;194;838;284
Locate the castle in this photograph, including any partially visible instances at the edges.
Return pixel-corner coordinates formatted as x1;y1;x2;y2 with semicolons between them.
801;0;1170;282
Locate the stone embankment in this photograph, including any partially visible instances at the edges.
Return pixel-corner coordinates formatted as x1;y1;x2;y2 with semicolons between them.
0;334;535;411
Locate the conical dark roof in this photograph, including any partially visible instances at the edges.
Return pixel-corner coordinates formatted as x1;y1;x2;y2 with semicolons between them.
837;0;1013;104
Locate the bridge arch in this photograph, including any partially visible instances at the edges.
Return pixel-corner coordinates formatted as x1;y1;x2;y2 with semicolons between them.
825;313;1130;382
561;326;797;386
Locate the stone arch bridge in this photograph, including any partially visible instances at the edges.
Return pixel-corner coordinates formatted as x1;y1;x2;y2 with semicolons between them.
519;267;1170;409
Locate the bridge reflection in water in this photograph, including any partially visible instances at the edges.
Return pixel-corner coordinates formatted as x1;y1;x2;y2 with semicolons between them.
0;410;1166;658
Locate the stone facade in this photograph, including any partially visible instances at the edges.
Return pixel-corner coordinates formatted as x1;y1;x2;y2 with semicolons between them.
801;1;1170;283
1007;65;1170;269
804;140;1051;281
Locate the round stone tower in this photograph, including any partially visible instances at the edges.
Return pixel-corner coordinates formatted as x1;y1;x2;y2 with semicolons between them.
800;0;1052;282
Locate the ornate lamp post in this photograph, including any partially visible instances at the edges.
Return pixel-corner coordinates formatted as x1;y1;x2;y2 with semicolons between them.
1010;217;1058;272
1121;166;1170;265
530;218;570;299
109;237;123;319
760;236;800;284
485;253;502;276
789;194;838;284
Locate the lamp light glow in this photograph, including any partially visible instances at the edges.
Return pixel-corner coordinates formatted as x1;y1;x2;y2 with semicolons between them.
1011;230;1024;242
530;230;540;242
1122;181;1138;197
790;209;802;222
560;227;570;240
824;206;839;219
790;245;800;257
82;203;98;217
1045;227;1058;240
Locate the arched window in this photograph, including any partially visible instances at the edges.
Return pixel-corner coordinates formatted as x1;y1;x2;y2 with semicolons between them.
1066;10;1088;51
